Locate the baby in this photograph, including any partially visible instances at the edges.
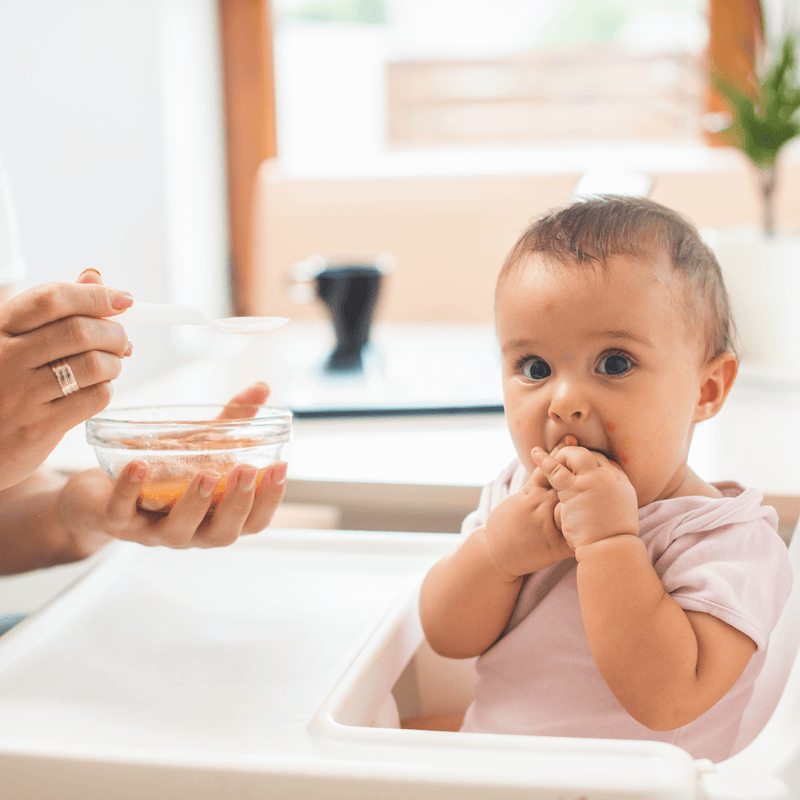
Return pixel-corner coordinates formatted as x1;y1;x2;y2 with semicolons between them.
418;195;793;762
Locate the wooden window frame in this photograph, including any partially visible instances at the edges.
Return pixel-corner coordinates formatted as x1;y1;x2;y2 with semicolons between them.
218;0;276;317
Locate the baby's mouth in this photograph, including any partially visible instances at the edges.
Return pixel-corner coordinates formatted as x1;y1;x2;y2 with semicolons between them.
574;440;614;461
550;435;614;462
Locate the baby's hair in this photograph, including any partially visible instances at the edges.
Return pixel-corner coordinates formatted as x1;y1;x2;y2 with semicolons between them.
498;195;737;360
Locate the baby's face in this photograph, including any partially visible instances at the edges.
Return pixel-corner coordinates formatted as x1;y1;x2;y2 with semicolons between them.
497;252;711;507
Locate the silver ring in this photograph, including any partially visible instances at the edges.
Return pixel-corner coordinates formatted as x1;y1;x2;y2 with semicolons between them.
49;358;80;396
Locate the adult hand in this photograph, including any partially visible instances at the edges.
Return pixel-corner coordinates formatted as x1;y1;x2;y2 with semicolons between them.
0;270;132;491
55;383;287;551
482;435;577;579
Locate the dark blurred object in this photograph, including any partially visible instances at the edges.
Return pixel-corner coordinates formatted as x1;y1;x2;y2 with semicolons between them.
287;254;394;372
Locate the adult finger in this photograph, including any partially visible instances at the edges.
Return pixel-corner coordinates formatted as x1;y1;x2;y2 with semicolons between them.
0;281;133;335
17;314;130;369
76;268;104;286
242;461;287;533
36;381;117;443
152;471;221;547
194;465;259;547
76;269;134;358
37;350;123;402
102;461;150;541
218;382;271;420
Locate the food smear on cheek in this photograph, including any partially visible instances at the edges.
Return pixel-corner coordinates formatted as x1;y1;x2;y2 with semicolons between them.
604;423;631;464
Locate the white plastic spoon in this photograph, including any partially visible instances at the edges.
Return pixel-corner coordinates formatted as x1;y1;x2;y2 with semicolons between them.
116;303;289;335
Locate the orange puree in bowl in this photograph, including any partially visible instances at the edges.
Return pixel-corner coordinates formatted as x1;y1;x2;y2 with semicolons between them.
137;469;265;513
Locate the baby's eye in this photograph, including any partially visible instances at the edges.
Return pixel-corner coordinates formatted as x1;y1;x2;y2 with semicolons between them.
520;358;551;381
597;352;633;376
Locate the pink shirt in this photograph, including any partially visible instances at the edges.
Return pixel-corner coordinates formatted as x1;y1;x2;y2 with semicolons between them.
459;459;793;762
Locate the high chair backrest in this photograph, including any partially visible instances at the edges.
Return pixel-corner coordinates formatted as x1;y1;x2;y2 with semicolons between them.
731;517;800;753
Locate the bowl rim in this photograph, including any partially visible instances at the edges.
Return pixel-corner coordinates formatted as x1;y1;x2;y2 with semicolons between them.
87;403;292;425
85;405;293;449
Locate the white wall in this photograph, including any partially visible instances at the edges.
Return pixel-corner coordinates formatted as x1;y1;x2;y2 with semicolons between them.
0;0;229;388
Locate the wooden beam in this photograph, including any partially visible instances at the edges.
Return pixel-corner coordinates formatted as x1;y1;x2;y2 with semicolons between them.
705;0;763;146
218;0;277;315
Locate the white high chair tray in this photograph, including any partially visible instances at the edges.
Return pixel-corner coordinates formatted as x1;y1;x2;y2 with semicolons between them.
0;531;788;800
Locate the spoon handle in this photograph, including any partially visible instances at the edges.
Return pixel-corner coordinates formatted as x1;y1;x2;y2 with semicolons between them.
115;303;208;326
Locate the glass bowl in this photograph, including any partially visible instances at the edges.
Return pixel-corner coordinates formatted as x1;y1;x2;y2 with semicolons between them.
86;404;292;513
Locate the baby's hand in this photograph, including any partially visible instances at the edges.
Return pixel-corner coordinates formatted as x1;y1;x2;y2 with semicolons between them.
483;436;575;579
531;445;639;552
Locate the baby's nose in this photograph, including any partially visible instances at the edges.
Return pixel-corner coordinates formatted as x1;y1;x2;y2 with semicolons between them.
548;379;589;422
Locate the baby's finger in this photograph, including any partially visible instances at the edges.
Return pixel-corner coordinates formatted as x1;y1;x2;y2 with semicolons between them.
242;461;287;533
556;445;607;474
0;282;133;336
550;434;578;459
531;447;576;492
526;435;577;489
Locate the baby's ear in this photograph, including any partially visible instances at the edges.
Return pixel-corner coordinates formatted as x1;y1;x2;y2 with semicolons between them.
694;352;738;422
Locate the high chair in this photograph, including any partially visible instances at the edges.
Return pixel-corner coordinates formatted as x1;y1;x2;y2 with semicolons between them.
0;521;796;799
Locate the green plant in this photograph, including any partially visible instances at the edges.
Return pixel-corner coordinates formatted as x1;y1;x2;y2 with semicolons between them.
714;30;800;236
277;0;388;25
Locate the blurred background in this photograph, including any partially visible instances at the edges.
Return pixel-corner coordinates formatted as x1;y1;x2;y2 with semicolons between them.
2;0;798;343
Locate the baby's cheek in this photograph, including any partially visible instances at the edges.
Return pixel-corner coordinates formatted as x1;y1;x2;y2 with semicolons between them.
511;436;536;473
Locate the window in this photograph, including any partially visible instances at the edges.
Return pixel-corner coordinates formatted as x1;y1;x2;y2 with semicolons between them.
272;0;709;169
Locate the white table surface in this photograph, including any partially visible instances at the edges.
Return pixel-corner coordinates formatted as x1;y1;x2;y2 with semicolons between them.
0;530;707;800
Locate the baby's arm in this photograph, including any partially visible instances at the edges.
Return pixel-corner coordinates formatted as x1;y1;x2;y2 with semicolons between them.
420;439;575;659
533;446;756;731
419;526;527;659
577;536;756;730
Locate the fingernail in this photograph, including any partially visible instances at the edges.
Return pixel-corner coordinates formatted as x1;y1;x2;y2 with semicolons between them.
270;462;287;485
123;340;133;358
239;467;257;492
199;473;220;498
80;268;102;278
110;291;134;310
128;462;147;483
